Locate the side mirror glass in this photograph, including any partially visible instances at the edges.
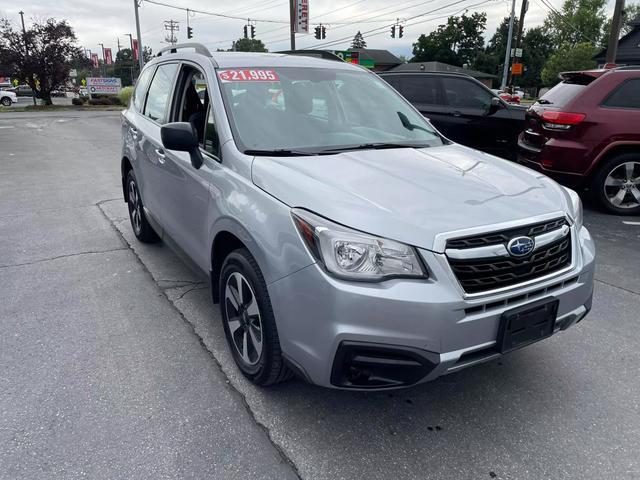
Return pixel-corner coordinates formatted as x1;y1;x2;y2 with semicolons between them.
487;97;502;115
160;122;203;169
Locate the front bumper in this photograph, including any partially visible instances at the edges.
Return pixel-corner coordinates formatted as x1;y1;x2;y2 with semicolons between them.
268;226;595;390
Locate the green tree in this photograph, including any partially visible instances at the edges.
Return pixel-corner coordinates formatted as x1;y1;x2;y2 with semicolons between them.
541;42;598;86
351;31;367;49
412;13;487;66
233;38;267;52
543;0;607;47
0;17;79;105
520;26;555;88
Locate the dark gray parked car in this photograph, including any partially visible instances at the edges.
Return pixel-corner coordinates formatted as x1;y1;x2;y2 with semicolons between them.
121;44;595;390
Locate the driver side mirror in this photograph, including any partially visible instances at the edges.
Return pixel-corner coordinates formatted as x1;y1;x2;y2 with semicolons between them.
487;97;502;116
160;122;204;169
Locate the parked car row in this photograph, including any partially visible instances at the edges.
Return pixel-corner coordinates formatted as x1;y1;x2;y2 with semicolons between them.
381;66;640;215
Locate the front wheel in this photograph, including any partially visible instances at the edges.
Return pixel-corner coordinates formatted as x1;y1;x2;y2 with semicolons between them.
592;153;640;215
219;248;292;386
1;97;12;107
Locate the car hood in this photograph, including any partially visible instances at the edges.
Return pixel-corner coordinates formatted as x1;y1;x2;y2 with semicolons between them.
251;144;571;252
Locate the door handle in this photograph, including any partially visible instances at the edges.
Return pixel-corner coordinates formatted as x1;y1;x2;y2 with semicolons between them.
129;126;138;139
452;111;462;117
155;148;166;164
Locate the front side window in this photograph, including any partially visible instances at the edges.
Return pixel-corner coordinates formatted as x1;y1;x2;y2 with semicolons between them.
144;63;178;124
603;79;640;109
216;67;443;154
444;77;492;111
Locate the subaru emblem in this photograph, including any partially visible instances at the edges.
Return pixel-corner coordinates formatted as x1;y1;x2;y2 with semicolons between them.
507;236;535;257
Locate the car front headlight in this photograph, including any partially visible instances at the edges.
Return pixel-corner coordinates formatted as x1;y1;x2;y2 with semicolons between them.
291;208;427;282
563;187;583;230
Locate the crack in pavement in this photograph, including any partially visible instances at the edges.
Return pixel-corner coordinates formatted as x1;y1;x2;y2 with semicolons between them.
174;285;209;300
595;277;640;297
95;202;303;480
0;247;129;269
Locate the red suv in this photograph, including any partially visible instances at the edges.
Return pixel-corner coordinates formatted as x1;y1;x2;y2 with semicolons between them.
518;66;640;215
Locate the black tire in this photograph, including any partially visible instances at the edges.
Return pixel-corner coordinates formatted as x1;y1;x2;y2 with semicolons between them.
126;170;160;243
219;248;292;386
592;153;640;216
1;97;11;107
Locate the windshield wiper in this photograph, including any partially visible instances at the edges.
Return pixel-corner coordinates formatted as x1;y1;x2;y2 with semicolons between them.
320;142;427;153
537;99;552;105
244;149;319;157
397;111;432;133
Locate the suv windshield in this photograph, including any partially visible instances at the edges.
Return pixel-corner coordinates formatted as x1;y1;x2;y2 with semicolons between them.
217;66;444;155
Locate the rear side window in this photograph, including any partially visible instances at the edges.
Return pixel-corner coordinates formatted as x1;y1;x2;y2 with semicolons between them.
443;77;492;110
132;67;154;112
144;63;178;124
538;83;586;107
603;79;640;109
384;75;443;105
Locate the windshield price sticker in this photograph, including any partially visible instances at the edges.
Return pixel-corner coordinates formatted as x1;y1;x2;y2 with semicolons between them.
218;69;279;82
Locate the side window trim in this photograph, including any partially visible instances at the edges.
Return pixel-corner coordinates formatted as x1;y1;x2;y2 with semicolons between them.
132;65;156;113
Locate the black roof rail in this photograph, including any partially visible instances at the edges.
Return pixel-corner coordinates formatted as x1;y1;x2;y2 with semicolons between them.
277;49;344;62
156;43;212;58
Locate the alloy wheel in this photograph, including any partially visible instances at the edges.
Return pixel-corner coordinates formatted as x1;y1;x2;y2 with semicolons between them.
1;98;11;107
128;180;142;234
604;161;640;210
224;272;263;366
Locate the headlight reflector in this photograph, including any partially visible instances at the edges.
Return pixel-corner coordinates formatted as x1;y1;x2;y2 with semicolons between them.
292;208;426;281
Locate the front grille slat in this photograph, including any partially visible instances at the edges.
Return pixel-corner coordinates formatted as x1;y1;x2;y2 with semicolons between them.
446;218;571;294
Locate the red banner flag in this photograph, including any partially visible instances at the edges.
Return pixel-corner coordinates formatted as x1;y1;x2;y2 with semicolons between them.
132;39;139;61
104;48;113;65
91;53;99;68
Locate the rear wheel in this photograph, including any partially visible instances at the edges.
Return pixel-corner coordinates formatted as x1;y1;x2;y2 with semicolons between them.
126;170;159;243
592;153;640;215
219;248;292;386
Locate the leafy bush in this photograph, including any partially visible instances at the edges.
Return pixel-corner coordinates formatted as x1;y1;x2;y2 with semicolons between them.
108;96;123;105
71;97;84;106
118;86;134;106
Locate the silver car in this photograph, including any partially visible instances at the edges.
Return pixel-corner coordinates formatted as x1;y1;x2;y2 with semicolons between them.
121;44;595;390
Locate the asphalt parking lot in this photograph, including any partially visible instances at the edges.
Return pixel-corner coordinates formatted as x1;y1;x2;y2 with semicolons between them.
1;110;639;480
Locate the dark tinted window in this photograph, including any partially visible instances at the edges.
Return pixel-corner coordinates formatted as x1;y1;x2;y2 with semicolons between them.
144;63;178;124
538;82;586;107
443;77;492;110
389;75;442;105
603;79;640;109
132;67;154;112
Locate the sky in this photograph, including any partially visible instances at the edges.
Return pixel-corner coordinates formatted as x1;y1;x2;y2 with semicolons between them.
0;0;620;60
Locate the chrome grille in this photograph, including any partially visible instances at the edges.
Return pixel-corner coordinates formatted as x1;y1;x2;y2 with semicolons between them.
445;218;571;294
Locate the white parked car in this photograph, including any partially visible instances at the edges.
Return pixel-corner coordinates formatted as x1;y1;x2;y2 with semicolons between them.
0;90;18;107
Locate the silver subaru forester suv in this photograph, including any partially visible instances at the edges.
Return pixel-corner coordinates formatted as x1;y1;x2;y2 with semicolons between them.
121;44;595;390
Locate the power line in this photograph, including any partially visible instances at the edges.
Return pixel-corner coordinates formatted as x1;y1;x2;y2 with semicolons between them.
534;0;599;44
142;0;289;23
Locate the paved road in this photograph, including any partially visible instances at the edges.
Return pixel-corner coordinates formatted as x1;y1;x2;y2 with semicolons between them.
1;111;639;480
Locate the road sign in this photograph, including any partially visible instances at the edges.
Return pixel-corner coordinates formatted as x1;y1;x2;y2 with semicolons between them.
87;77;122;95
510;48;523;58
511;63;523;75
294;0;309;33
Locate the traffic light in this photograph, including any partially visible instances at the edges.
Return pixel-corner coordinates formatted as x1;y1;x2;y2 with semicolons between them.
314;26;321;39
398;25;403;38
187;26;193;39
321;26;326;39
250;25;255;39
243;25;248;38
391;25;396;38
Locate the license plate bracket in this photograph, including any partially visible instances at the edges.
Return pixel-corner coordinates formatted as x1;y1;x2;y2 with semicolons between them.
497;298;559;354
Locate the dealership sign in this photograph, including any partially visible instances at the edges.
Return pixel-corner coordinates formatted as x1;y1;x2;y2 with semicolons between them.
294;0;309;33
87;77;122;95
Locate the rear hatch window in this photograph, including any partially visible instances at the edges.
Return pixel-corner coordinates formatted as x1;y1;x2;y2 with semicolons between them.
537;71;600;107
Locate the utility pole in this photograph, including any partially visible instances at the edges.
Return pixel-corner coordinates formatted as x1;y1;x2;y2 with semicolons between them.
117;37;121;52
126;33;135;84
18;11;37;106
605;0;625;65
133;0;144;72
509;0;528;90
289;0;296;50
164;20;179;45
501;0;516;91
